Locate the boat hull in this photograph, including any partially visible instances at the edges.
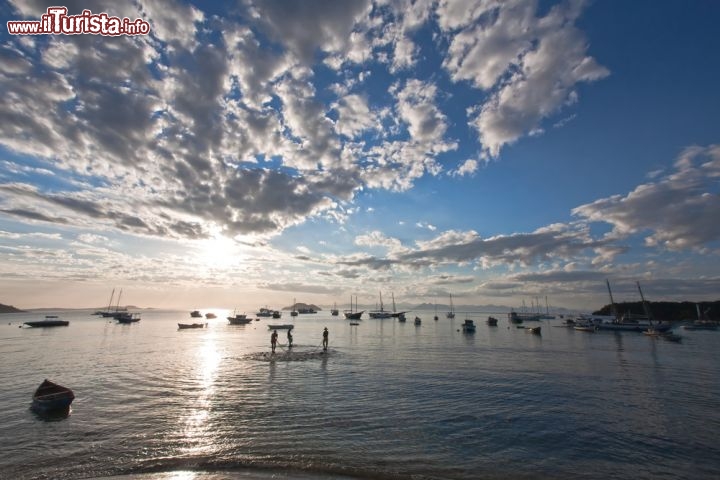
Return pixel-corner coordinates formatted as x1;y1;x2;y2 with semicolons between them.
24;320;69;327
32;380;74;413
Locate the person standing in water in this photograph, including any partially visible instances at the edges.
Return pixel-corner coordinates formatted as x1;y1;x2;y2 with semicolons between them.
287;329;293;349
271;330;278;353
322;327;329;352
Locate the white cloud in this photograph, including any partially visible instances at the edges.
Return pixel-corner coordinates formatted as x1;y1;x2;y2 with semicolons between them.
439;0;608;157
573;145;720;251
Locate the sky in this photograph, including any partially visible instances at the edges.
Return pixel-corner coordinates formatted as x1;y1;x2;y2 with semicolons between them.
1;0;719;312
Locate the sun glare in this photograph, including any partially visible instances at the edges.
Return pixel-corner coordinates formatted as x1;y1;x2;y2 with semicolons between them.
198;234;238;268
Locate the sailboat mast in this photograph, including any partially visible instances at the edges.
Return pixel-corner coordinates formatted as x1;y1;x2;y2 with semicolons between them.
116;288;123;312
637;281;653;321
106;288;115;313
606;279;618;319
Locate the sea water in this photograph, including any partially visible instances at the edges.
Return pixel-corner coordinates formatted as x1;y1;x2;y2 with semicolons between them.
1;309;719;479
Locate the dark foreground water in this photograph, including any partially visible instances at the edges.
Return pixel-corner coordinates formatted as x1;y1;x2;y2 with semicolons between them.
1;309;719;480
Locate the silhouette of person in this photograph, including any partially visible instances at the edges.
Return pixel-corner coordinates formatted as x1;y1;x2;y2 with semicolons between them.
322;327;329;351
287;329;293;349
271;330;278;353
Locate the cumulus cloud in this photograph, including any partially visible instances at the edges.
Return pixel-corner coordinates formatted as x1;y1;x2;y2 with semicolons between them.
439;0;608;157
573;145;720;251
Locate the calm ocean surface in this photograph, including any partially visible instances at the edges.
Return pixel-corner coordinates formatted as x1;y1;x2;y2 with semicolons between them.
1;309;719;480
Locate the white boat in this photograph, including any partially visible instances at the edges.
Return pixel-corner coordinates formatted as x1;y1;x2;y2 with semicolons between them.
446;293;455;319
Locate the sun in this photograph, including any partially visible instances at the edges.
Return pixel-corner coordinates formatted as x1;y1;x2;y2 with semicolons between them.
197;233;239;268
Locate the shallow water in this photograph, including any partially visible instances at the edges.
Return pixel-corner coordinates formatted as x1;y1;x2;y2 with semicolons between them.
1;310;719;479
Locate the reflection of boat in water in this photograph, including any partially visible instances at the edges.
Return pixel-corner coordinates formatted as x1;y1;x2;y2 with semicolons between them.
178;323;205;329
190;310;202;318
32;379;74;413
24;315;69;328
486;316;498;326
462;319;476;333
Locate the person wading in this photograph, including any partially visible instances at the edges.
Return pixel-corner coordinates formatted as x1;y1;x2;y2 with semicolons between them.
287;329;293;349
271;330;278;353
322;327;329;352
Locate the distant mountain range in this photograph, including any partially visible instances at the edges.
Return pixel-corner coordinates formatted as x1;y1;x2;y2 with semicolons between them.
0;303;24;313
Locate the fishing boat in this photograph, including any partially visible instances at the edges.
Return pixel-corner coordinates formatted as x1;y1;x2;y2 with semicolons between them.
414;316;422;325
31;379;74;413
116;312;141;323
595;280;671;332
525;326;541;335
349;321;360;326
398;312;406;323
298;307;317;314
268;324;294;330
290;299;298;317
446;293;455;319
228;313;252;325
24;315;69;327
256;307;275;317
331;302;339;316
389;293;408;319
369;292;393;319
205;312;216;319
462;319;476;333
683;304;718;330
344;295;364;320
486;316;498;326
190;310;202;318
178;323;205;329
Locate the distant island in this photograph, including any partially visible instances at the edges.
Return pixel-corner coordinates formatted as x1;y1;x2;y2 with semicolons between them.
0;303;24;313
282;302;322;311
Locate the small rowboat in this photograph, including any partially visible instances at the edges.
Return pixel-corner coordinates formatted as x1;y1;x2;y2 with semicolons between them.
32;379;74;413
24;315;69;328
525;326;541;335
268;324;294;330
178;323;206;329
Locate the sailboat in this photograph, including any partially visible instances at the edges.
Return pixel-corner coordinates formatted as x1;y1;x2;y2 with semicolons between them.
433;301;439;321
290;298;298;317
389;292;408;318
99;288;117;317
596;280;670;332
344;295;363;320
369;291;392;319
446;293;455;319
330;302;339;316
